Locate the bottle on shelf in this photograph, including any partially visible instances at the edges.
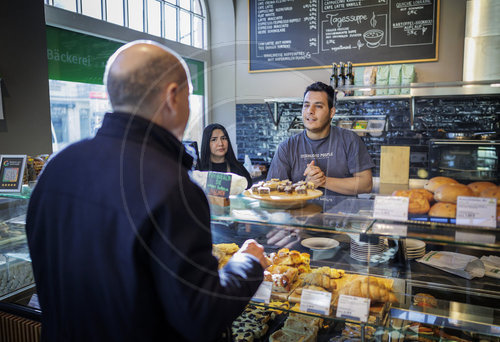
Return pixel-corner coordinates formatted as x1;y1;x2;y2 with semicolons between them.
338;61;345;88
330;63;338;89
344;61;354;96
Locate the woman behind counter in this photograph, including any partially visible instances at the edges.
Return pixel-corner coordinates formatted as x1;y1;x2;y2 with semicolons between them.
200;123;253;188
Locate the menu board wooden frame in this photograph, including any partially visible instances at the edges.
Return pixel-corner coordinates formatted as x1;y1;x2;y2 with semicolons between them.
248;0;440;73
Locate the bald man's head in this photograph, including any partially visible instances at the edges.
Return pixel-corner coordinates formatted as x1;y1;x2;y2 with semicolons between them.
104;41;189;116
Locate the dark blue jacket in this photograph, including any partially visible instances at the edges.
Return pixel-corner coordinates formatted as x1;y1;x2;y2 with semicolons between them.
26;112;263;342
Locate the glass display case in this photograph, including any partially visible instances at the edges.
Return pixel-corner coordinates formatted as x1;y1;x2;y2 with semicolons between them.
210;193;500;341
0;190;499;340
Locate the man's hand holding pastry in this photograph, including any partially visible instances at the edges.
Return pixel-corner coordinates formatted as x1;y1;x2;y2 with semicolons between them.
304;161;326;188
238;239;270;269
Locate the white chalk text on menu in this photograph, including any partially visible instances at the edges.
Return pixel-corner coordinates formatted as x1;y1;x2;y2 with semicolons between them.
249;0;439;71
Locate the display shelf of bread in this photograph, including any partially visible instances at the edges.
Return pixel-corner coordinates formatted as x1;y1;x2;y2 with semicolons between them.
213;244;398;327
391;177;499;223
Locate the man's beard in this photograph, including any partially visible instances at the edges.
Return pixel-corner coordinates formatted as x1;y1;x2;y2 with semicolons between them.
305;118;332;134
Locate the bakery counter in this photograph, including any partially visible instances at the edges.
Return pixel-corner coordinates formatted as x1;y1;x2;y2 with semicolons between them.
211;194;500;251
210;192;500;341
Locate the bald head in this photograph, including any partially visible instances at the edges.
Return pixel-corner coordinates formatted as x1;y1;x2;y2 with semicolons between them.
105;41;189;116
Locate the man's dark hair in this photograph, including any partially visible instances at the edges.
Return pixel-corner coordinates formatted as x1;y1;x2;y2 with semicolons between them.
303;81;336;109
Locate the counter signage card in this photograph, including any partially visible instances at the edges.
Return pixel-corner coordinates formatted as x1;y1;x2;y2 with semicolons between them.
251;281;272;304
336;294;370;323
373;196;409;222
372;222;407;237
455;231;495;245
300;288;331;315
456;196;497;228
249;0;439;71
0;155;27;193
206;172;232;198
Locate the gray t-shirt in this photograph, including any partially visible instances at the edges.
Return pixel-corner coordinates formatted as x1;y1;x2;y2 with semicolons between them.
267;126;374;194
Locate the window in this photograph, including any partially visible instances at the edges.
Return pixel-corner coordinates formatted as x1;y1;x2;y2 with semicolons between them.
45;25;206;152
45;0;206;49
49;80;111;152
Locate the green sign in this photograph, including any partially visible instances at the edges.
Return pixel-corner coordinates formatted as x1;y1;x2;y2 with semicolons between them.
46;26;204;95
184;57;204;96
206;172;232;198
46;26;122;85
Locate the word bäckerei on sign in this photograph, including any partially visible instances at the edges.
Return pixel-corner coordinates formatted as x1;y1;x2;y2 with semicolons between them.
249;0;439;72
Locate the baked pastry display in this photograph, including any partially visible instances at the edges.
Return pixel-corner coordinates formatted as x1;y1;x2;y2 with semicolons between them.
269;248;311;274
424;176;459;193
428;202;456;218
264;265;299;293
433;183;474;203
269;304;321;342
467;181;497;196
413;293;437;308
392;190;430;214
479;185;500;201
212;243;239;269
311;266;345;279
288;285;330;304
250;179;313;196
337;276;397;303
409;188;434;202
231;305;275;342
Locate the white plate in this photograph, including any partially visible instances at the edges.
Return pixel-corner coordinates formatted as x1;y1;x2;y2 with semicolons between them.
405;239;426;250
301;237;339;250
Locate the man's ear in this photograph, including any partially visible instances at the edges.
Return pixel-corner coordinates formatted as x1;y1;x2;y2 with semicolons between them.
164;82;178;111
330;106;336;119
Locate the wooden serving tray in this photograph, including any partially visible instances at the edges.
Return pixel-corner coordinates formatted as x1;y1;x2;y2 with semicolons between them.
243;189;323;209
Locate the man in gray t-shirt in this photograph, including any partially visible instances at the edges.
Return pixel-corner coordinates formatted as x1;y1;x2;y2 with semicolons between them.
267;82;374;195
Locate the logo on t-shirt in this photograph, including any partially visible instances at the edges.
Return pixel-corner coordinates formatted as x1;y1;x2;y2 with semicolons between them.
300;152;334;159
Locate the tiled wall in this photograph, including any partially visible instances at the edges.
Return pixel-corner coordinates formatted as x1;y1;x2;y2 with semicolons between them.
236;95;500;177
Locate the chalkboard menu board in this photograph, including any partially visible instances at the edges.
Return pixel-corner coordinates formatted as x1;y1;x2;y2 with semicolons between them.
249;0;439;72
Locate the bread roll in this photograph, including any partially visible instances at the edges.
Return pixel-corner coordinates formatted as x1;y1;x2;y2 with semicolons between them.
467;181;497;196
479;186;500;202
434;183;474;203
424;176;459;193
410;188;434;202
392;190;430;214
428;202;456;218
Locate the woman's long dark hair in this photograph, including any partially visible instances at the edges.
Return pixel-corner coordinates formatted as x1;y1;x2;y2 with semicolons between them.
200;124;238;170
199;123;252;187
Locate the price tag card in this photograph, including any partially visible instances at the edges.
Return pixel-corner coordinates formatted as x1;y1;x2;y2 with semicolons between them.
299;289;332;316
373;196;409;222
372;222;408;237
336;294;371;323
206;171;232;198
456;196;497;228
455;231;496;245
251;281;272;304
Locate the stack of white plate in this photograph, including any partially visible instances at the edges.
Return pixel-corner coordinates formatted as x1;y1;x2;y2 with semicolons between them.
405;239;426;259
350;235;387;262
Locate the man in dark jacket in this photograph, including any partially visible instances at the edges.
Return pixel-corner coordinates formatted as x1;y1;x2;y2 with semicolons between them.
26;41;266;342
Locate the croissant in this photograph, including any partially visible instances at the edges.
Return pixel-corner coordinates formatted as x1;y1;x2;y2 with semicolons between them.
301;272;336;291
338;277;397;303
